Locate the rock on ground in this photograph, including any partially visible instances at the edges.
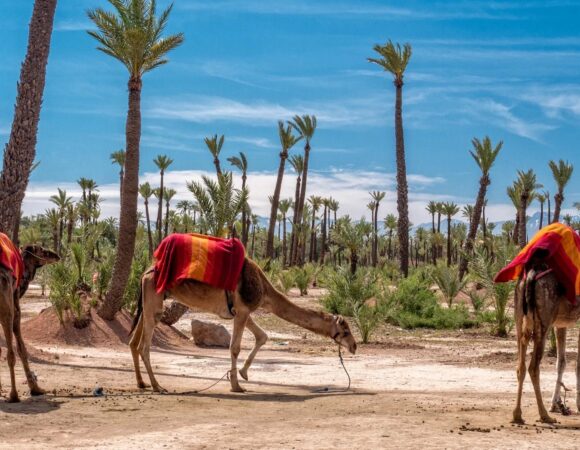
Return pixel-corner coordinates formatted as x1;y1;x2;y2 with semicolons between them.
191;319;231;348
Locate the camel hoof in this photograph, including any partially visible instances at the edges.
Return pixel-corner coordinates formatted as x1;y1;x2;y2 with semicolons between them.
7;393;20;403
153;385;168;394
511;416;525;425
230;385;246;393
30;386;46;396
137;381;149;389
239;368;248;381
540;415;557;424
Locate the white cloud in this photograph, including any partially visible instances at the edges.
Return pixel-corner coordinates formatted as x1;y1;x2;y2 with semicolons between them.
146;95;385;128
54;21;93;32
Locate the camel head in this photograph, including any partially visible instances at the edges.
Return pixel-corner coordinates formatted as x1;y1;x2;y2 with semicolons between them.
330;315;357;354
21;245;60;268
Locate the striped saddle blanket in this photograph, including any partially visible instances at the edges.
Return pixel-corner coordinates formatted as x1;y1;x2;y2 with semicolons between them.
0;232;24;290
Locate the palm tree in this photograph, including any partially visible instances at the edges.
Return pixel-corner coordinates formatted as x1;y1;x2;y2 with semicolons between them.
370;191;386;266
443;202;460;266
289;115;317;264
205;134;225;177
516;169;542;247
333;217;365;274
536;193;546;229
308;195;322;262
66;204;77;246
187;172;247;238
278;199;292;266
545;190;552;224
0;0;57;240
266;121;301;258
88;0;183;320
368;40;412;277
288;154;304;265
49;188;72;254
384;214;397;260
549;159;574;223
507;183;522;244
139;182;154;256
227;152;249;244
462;204;474;229
110;149;126;196
320;198;330;264
153;154;173;245
458;136;502;280
164;187;177;237
44;208;60;252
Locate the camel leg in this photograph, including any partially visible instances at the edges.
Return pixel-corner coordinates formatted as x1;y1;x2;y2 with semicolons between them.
513;328;530;424
229;309;249;393
239;316;268;381
137;280;166;393
550;327;567;412
0;314;18;402
528;325;556;423
12;295;45;395
129;314;147;389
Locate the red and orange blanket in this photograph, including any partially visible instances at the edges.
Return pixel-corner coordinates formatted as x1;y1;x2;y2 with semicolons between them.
154;233;246;294
495;223;580;303
0;232;24;290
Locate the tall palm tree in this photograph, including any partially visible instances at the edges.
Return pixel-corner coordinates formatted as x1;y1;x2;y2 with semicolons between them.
77;177;92;226
507;183;522;244
49;188;72;254
153;154;173;245
278;199;292;266
308;195;322;262
164;187;177;237
319;198;331;264
289;115;317;264
458;136;502;280
227;152;249;244
370;191;386;266
462;204;474;230
88;0;184;320
288;154;304;265
536;193;546;229
426;201;437;264
544;190;552;224
205;134;225;177
0;0;58;240
44;208;60;252
110;149;126;196
266;121;301;258
516;169;542;247
549;159;574;223
139;182;154;256
384;214;397;260
443;202;460;266
368;40;412;276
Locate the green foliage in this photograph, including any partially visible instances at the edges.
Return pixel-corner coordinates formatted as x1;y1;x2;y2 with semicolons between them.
430;265;467;307
276;270;296;294
47;261;75;324
292;265;314;296
123;243;150;314
382;274;476;330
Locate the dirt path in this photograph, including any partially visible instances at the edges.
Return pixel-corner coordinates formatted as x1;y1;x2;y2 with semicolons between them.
1;289;579;449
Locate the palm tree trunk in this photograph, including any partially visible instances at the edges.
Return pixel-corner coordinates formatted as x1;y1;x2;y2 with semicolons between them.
539;202;544;229
458;176;489;280
0;0;57;239
266;152;287;258
394;81;409;276
250;224;256;258
350;251;358;275
290;174;301;266
156;172;164;245
373;204;379;267
144;199;153;257
98;77;142;321
309;210;316;262
319;205;327;264
518;194;529;248
446;215;452;267
241;174;248;246
119;168;124;198
547;196;552;223
161;301;188;325
164;200;170;237
293;142;310;265
553;191;563;223
282;215;287;266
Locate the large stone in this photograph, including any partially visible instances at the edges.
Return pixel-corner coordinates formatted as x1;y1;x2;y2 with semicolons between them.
190;319;231;348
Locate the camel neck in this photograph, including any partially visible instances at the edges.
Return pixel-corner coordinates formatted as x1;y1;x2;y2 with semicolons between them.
18;260;37;298
263;283;333;338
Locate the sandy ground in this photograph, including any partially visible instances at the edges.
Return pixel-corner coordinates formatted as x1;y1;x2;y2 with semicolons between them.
1;287;580;449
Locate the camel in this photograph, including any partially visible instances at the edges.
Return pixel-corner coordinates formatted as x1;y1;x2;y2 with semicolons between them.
129;258;357;393
0;244;59;402
512;263;580;424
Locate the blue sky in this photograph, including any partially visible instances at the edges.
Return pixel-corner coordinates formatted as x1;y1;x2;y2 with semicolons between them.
1;0;579;223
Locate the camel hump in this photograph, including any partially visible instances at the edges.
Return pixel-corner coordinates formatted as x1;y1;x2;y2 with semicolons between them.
239;258;264;310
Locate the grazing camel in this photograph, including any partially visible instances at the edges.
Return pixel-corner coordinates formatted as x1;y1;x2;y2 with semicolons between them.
512;264;580;424
0;245;59;402
130;258;357;393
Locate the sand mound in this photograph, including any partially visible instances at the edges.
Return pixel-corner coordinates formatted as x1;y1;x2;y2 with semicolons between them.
20;307;189;349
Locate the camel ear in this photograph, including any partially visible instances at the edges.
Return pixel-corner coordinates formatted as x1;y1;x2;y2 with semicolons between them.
239;259;264;310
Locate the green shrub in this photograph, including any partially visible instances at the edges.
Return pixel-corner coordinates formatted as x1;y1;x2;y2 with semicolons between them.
123;245;150;313
430;265;467;307
47;261;75;324
276;270;295;294
292;265;314;296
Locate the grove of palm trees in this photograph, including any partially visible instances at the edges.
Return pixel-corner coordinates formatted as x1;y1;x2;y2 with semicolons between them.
0;0;579;448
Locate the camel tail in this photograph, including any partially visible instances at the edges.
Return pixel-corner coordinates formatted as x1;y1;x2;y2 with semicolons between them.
129;283;143;336
523;269;538;316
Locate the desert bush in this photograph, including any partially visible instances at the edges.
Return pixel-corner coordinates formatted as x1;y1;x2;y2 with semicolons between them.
322;268;381;342
276;270;295;294
123;245;150;313
47;261;75;324
430;265;467;307
382;274;476;330
292;265;314;296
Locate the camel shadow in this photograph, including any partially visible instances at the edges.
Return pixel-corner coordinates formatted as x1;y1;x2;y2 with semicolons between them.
0;396;62;414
